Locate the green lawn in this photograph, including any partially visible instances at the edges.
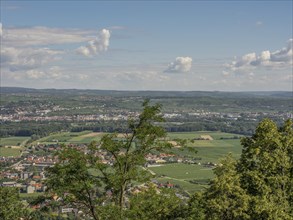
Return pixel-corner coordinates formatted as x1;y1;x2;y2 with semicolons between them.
0;146;23;157
195;143;243;163
35;131;96;144
19;192;44;198
0;137;29;146
149;163;214;193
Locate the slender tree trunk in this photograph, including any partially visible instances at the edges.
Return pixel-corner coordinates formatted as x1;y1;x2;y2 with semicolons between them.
118;182;127;218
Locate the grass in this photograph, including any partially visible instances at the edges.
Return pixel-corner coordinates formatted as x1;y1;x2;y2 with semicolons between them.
170;138;242;163
0;146;23;157
0;137;29;146
151;131;244;192
149;163;214;193
35;131;105;145
167;131;243;140
19;192;44;198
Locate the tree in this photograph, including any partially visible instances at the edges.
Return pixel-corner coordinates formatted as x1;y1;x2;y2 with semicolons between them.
203;119;293;219
238;119;293;219
46;145;103;220
46;100;174;219
127;185;185;220
183;192;206;220
0;187;28;220
95;100;173;212
204;154;250;220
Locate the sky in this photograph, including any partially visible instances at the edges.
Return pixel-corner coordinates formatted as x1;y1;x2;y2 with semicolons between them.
0;1;292;91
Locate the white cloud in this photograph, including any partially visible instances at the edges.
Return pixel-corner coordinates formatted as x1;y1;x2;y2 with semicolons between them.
1;47;63;72
78;74;89;80
26;70;45;79
225;39;293;73
76;29;110;57
255;21;263;26
25;66;68;80
165;57;193;73
222;71;230;77
2;65;68;81
0;23;2;37
2;26;94;47
108;26;126;30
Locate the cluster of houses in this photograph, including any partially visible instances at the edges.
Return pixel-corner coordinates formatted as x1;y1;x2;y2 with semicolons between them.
1;171;46;193
1;152;58;194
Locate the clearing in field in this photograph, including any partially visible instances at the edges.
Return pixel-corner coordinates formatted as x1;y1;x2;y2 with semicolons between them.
0;146;23;157
199;135;213;140
80;132;104;138
168;140;181;148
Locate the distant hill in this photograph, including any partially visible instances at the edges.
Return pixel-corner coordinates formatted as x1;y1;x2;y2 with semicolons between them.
0;86;291;99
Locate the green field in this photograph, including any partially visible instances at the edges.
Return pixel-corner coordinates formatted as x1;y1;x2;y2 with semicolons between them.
34;131;104;144
167;131;242;140
0;136;29;146
151;131;243;192
149;163;214;193
19;192;44;198
0;146;23;157
168;132;243;163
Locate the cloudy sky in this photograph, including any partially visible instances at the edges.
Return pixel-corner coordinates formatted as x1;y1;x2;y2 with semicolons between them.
0;1;292;91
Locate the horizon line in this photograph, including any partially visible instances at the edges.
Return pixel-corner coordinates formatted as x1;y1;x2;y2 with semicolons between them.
1;86;292;93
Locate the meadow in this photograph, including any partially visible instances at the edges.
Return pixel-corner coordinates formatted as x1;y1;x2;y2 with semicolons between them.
34;131;104;145
0;136;29;146
152;131;243;192
0;146;24;157
0;136;28;157
149;163;214;193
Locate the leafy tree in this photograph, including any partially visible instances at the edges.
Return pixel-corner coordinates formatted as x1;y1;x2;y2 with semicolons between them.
204;154;250;220
127;185;185;220
46;100;175;219
238;119;293;219
203;119;293;219
0;187;28;220
46;145;103;220
95;100;173;211
186;192;206;220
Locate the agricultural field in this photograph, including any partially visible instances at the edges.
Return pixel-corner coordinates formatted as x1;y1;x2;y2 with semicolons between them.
168;131;243;162
34;131;105;145
149;163;214;193
150;131;244;192
167;131;242;140
0;136;29;146
0;146;24;157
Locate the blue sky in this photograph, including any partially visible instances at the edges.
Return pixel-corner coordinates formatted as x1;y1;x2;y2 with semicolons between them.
1;1;292;91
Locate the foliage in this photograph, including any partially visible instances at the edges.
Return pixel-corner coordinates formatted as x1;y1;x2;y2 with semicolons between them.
127;185;185;220
0;187;28;220
46;100;174;219
204;154;250;220
204;119;293;219
46;144;103;220
238;119;293;219
95;100;172;209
